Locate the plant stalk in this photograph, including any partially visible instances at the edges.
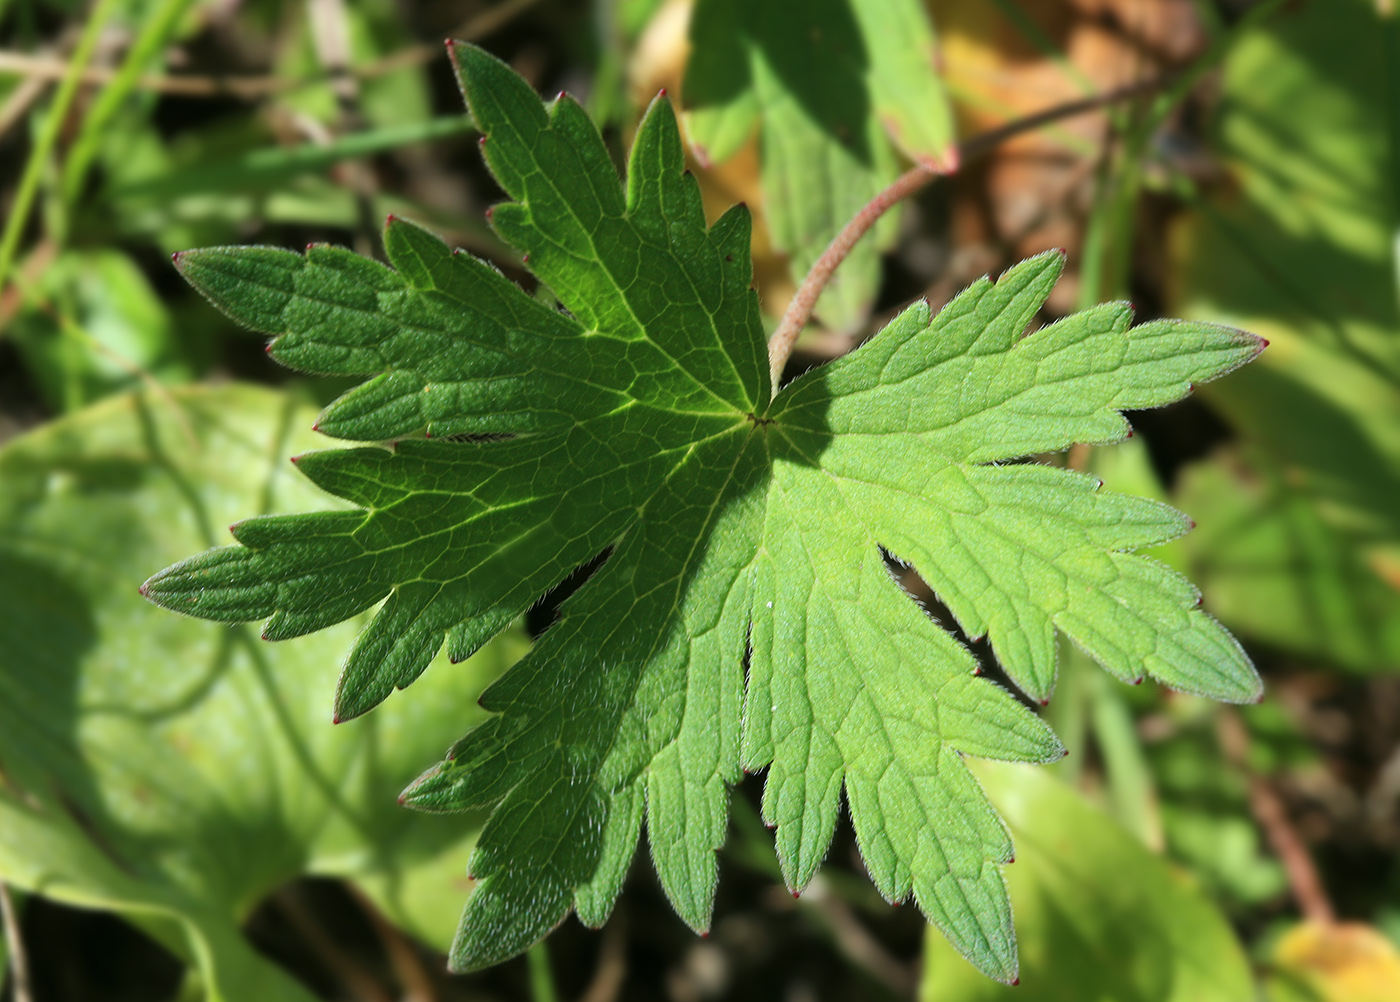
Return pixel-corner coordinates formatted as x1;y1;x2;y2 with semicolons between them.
0;882;31;1002
765;73;1175;393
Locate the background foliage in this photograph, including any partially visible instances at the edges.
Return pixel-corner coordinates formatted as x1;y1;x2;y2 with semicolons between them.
0;1;1398;1000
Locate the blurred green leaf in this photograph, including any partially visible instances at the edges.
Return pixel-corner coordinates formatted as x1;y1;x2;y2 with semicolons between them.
8;249;190;411
1176;452;1400;670
919;761;1254;1001
1169;0;1400;671
684;0;954;332
111;115;476;203
0;384;524;1001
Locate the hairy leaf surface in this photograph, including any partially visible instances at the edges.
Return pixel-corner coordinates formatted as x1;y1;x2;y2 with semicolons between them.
144;42;1262;983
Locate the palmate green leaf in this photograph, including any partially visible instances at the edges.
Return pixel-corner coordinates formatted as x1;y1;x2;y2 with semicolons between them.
684;0;956;332
143;43;1262;983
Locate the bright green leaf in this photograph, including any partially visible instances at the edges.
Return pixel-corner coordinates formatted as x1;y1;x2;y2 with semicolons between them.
143;43;1261;983
0;384;523;1002
919;761;1254;1001
684;0;955;332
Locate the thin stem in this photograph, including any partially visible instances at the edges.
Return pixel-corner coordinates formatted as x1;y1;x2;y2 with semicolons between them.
1218;710;1335;924
765;72;1175;392
0;0;119;297
0;882;31;1002
527;940;560;1002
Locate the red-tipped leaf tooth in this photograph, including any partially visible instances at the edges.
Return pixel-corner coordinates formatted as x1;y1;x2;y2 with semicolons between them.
1011;978;1020;987
658;87;667;97
556;90;567;101
333;714;343;725
699;931;710;939
290;454;302;464
1186;382;1197;393
485;206;494;220
1038;697;1050;707
396;791;406;805
478;135;487;146
1260;338;1270;348
972;666;983;676
1125;428;1134;438
264;342;275;355
1007;854;1015;864
791;890;800;900
385;213;398;223
522;253;530;263
1187;517;1197;530
1131;677;1144;686
306;243;315;251
170;251;182;263
138;582;150;596
1195;594;1204;608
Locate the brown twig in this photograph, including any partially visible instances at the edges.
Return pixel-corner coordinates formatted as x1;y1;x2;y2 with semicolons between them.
576;912;628;1002
0;882;32;1002
274;886;396;1002
0;73;49;140
0;0;544;100
765;72;1176;392
1218;709;1336;924
345;884;440;1002
801;879;916;998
